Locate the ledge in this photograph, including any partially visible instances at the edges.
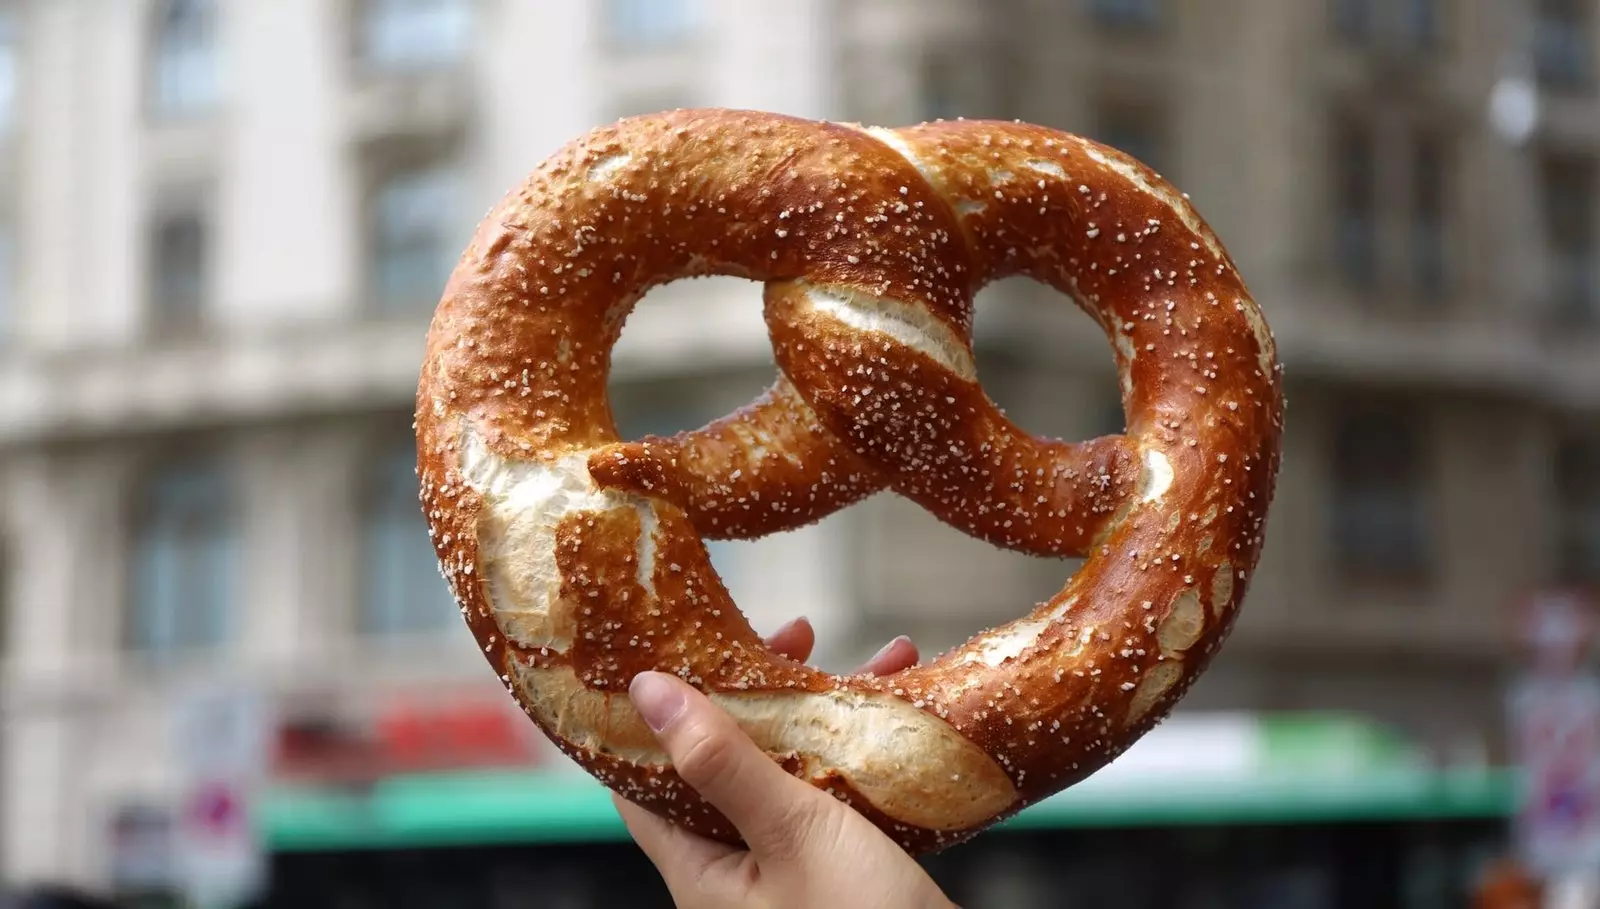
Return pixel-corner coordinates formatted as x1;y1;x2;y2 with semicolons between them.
4;283;1594;449
0;284;775;448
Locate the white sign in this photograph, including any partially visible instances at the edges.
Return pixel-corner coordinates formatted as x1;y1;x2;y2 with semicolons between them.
108;804;176;892
1488;75;1540;146
171;684;271;909
1518;591;1597;673
1509;673;1600;876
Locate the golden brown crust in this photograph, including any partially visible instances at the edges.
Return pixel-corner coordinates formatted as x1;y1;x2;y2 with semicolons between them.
414;108;1284;855
586;376;887;540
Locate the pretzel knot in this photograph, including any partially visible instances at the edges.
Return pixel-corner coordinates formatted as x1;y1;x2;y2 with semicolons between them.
415;109;1284;854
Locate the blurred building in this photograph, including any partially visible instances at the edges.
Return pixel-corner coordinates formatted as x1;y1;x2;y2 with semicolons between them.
0;0;1594;892
841;0;1600;758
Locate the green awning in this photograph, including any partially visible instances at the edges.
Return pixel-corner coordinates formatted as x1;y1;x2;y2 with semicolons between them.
262;765;1517;853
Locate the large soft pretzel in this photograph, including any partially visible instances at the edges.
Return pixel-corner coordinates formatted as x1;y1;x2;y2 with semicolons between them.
415;109;1283;854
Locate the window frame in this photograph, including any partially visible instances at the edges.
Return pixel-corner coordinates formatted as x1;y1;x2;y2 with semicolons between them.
1328;403;1435;583
602;0;700;50
1326;108;1460;306
1554;434;1600;587
1533;0;1595;92
355;435;453;638
352;0;473;74
1332;0;1445;52
1409;130;1451;302
147;0;219;121
147;199;212;333
1539;152;1599;326
125;454;240;656
363;154;463;316
0;6;22;136
1332;111;1380;292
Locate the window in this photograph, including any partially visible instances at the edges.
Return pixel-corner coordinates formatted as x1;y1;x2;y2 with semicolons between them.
1330;406;1431;579
1555;436;1600;586
1333;116;1378;290
0;10;19;134
1399;0;1440;49
1540;155;1597;324
127;458;237;655
1088;0;1163;29
1411;135;1448;299
149;0;217;118
149;206;209;331
605;0;697;48
358;0;471;71
1332;0;1373;42
1093;101;1166;175
359;442;451;636
1535;0;1594;90
1336;0;1440;50
369;163;459;313
1331;120;1458;302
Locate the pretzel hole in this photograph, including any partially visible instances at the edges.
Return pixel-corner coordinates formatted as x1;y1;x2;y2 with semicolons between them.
608;275;776;437
970;276;1129;444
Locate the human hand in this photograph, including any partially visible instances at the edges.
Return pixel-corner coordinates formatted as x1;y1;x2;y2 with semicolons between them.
612;618;959;909
760;615;920;678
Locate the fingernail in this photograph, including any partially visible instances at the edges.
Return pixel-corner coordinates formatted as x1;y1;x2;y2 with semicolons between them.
871;635;911;661
630;672;688;733
767;617;805;639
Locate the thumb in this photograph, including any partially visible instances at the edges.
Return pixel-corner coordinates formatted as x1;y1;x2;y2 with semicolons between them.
630;671;830;860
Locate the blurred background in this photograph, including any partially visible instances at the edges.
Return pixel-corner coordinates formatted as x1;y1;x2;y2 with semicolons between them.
0;0;1597;906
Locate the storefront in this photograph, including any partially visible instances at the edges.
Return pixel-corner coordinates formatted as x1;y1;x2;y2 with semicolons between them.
258;713;1515;908
107;711;1520;908
254;764;1512;908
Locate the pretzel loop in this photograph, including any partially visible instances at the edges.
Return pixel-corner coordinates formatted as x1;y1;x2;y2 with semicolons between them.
415;109;1284;855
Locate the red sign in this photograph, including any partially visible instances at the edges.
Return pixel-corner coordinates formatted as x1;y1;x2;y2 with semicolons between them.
273;691;544;785
374;700;534;770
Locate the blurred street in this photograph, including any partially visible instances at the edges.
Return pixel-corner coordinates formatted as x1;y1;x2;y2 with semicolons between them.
0;0;1598;906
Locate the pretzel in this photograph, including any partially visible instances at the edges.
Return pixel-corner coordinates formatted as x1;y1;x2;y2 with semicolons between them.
415;108;1284;854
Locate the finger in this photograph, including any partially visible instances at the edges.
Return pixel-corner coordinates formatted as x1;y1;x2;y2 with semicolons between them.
763;617;815;664
855;635;918;676
613;792;738;875
630;671;825;860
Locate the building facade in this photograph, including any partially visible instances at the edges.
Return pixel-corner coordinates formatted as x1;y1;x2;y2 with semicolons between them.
0;0;1596;891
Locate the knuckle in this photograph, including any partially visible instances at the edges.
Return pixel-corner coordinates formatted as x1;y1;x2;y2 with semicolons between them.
671;719;739;789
